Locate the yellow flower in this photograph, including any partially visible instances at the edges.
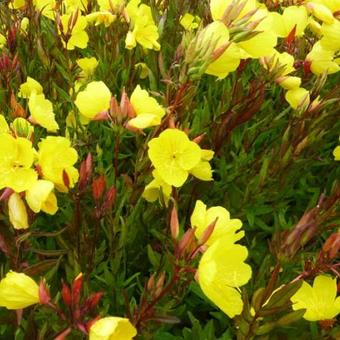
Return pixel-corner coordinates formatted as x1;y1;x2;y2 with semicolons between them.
64;0;88;13
277;76;302;90
306;42;340;75
210;0;257;22
75;81;111;120
262;50;296;76
26;180;58;214
0;133;37;192
86;11;116;27
125;1;160;51
0;115;9;133
0;34;6;49
180;13;200;31
18;77;43;99
191;200;243;246
320;19;340;52
270;6;308;38
291;275;340;321
89;316;137;340
8;193;29;229
308;0;340;13
142;170;172;205
148;129;202;187
28;93;59;132
189;149;214;181
236;9;277;59
76;57;98;80
128;85;165;129
20;17;30;33
198;236;252;318
285;87;310;110
202;22;244;79
307;2;334;24
9;0;25;9
0;271;40;309
60;13;89;50
333;141;340;160
33;0;56;20
37;136;79;192
97;0;124;11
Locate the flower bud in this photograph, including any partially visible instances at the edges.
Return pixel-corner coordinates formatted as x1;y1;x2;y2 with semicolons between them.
8;193;29;230
92;176;106;201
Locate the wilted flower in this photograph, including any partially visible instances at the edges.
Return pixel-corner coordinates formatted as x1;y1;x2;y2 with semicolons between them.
142;170;172;205
86;11;116;27
285;87;310;110
180;13;200;31
198;236;252;318
189;149;214;181
18;77;43;99
8;192;29;229
291;275;340;321
76;57;98;78
89;316;137;340
306;41;339;75
28;93;59;132
37;136;79;192
25;180;58;214
191;200;243;246
0;271;40;309
128;85;165;129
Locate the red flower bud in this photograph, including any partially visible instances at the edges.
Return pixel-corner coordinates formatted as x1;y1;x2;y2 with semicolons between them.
61;281;72;307
102;185;116;213
38;279;51;305
92;175;106;201
170;205;179;240
83;292;104;312
72;273;83;305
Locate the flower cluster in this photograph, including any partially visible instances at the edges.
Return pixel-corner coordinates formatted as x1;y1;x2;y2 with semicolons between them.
0;115;78;229
191;200;252;318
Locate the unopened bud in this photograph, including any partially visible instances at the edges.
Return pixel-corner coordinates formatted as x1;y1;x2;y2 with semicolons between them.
170;205;179;239
39;280;51;305
72;273;83;305
92;175;106;201
61;281;72;306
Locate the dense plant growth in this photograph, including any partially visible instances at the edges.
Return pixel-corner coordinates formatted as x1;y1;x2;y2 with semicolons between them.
0;0;339;339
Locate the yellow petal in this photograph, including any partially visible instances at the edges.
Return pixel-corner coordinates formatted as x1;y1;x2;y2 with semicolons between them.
18;77;43;98
26;180;58;214
333;145;340;160
75;81;111;119
0;271;39;309
28;93;59;132
285;88;310;109
89;316;137;340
